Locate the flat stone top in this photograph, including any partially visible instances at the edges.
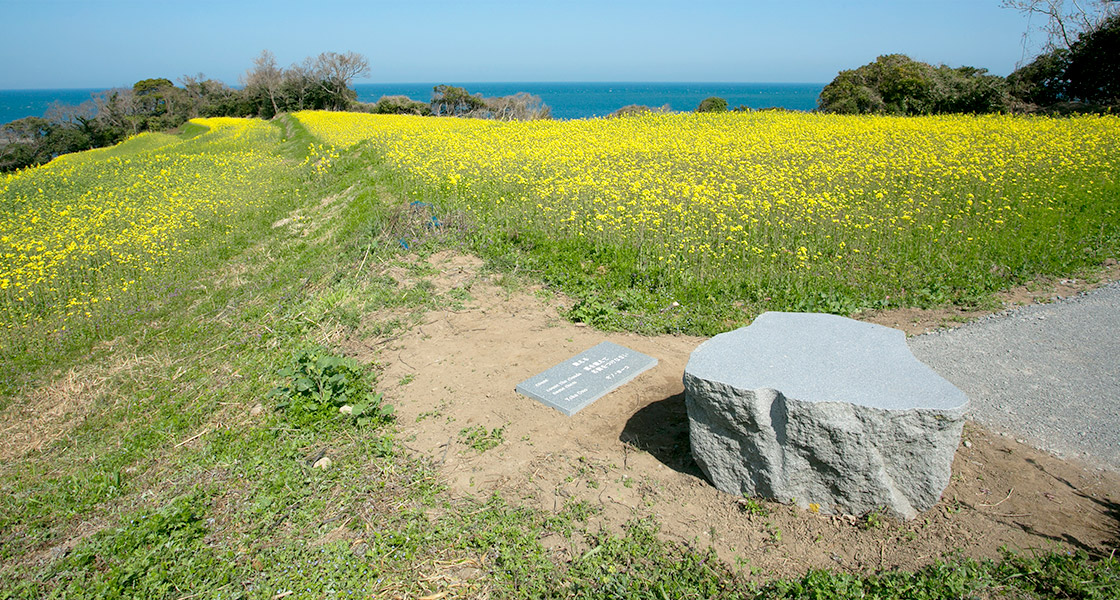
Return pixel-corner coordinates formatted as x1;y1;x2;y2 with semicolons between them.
686;312;967;411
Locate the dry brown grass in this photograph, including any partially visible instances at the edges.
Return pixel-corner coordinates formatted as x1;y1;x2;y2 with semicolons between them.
0;352;164;461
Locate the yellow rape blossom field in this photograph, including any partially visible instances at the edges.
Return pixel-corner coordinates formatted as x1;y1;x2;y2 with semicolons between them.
3;111;1120;598
296;110;1120;332
0;117;304;352
4;109;1118;345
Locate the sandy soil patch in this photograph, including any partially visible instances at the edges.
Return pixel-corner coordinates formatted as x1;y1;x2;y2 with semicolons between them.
346;252;1120;580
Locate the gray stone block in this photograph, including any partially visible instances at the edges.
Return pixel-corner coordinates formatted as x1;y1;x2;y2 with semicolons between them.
684;312;968;519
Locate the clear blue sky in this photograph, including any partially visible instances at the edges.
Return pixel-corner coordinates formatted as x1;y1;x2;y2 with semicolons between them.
1;0;1034;89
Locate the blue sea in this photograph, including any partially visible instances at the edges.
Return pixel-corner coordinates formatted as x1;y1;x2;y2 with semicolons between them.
0;83;825;125
353;82;825;119
0;88;105;125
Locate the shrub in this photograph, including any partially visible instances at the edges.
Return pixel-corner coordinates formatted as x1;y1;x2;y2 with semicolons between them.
819;54;1011;115
373;95;432;115
609;104;671;118
696;96;729;113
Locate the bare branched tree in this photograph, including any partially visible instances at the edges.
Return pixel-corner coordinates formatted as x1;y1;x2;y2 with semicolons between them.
1003;0;1120;49
178;73;212;102
483;92;552;121
314;51;371;110
284;57;318;111
243;50;284;116
44;100;95;127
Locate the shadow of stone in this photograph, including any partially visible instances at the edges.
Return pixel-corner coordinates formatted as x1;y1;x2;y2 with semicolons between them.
620;392;705;479
1003;516;1105;556
1075;490;1120;553
1026;458;1120;553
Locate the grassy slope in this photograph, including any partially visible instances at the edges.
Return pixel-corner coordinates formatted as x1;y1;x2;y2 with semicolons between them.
0;116;1116;599
294;111;1120;336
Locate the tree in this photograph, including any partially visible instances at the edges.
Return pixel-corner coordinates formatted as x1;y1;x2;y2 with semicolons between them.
281;57;318;111
179;74;244;117
1002;0;1120;50
0;116;51;144
483;92;552;120
132;78;171;118
1064;13;1120;105
931;65;1011;113
430;85;486;116
696;96;729;112
0;115;104;171
0;117;53;171
313;51;370;111
133;77;173;95
372;95;431;115
819;55;936;115
44;99;95;128
243;50;285;117
1006;11;1119;109
1006;47;1071;106
818;55;1011;115
89;89;132;135
817;71;886;114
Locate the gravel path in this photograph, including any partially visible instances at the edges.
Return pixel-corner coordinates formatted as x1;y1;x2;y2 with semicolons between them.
909;281;1120;472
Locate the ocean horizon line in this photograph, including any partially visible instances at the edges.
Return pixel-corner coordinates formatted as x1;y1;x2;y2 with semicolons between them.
1;82;827;123
0;80;828;92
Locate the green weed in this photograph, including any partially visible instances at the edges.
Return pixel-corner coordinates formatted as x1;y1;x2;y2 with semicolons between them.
860;507;888;530
458;425;505;452
3;115;1119;600
740;496;771;517
268;349;394;428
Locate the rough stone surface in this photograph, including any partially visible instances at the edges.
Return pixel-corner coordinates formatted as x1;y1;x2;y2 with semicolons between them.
684;312;968;519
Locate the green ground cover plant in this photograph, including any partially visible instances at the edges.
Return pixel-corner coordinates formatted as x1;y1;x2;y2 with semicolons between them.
297;110;1120;335
268;349;394;428
0;114;1117;598
459;425;506;453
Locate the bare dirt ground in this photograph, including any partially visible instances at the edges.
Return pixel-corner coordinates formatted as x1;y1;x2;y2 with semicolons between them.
347;252;1120;581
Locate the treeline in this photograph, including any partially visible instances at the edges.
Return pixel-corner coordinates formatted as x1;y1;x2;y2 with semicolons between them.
818;12;1118;115
0;51;552;172
0;50;372;172
368;85;551;120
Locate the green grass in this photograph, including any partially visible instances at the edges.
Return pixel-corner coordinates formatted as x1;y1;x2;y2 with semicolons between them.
295;111;1120;335
459;425;506;453
0;115;1117;598
0;117;312;396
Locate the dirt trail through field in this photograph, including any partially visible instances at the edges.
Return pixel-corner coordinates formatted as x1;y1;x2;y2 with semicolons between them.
348;252;1120;580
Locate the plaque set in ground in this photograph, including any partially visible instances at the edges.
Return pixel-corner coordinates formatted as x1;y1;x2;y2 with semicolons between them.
516;341;658;416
